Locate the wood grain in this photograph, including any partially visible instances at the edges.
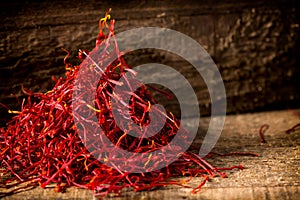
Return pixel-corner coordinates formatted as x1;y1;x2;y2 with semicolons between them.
0;0;299;124
1;109;299;199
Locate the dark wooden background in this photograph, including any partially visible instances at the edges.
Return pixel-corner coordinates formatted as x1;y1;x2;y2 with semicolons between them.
0;0;299;125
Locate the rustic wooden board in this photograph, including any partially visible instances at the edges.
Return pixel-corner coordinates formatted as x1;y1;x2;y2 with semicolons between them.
1;109;299;199
1;0;299;123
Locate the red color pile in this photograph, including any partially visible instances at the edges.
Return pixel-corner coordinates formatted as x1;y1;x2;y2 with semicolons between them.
0;12;243;198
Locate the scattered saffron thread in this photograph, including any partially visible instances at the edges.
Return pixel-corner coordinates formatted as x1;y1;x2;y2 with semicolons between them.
259;124;269;144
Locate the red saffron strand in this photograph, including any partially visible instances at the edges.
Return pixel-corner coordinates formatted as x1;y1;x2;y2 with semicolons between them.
259;124;269;144
286;123;300;134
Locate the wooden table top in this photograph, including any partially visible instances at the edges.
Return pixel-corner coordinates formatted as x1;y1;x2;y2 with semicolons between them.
1;109;299;199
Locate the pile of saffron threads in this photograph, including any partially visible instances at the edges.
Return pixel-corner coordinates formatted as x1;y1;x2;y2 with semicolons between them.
0;12;244;198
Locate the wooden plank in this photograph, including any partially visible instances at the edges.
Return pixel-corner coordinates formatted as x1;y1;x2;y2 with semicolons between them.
0;0;299;121
1;109;299;199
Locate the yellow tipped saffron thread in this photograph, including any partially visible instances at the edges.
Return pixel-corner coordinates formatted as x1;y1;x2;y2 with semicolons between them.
1;147;9;155
86;104;101;112
116;132;127;147
146;101;151;112
44;90;54;95
8;110;21;114
84;159;89;171
99;8;112;31
144;154;153;168
169;112;179;129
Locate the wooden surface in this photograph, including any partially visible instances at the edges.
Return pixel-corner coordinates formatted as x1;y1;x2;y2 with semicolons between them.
1;0;299;121
1;109;299;199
